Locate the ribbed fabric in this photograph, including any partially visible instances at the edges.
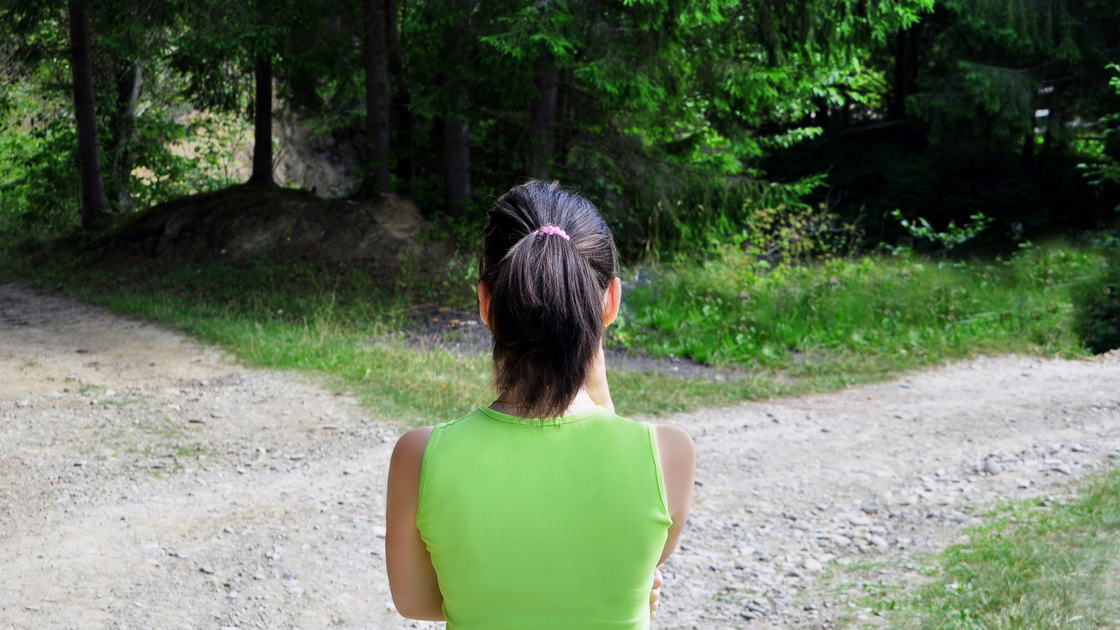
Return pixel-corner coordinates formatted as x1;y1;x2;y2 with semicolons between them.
416;407;672;630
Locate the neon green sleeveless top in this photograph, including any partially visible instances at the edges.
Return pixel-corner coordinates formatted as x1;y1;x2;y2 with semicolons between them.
416;407;672;630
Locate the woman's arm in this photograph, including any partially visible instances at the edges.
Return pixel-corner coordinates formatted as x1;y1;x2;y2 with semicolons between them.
385;426;445;621
655;423;696;565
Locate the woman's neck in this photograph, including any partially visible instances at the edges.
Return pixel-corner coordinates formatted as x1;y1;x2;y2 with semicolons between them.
489;387;599;418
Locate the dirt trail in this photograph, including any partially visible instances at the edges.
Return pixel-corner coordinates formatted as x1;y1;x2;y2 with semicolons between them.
1;282;1119;630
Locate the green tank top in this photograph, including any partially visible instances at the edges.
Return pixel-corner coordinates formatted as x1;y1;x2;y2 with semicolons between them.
416;406;672;630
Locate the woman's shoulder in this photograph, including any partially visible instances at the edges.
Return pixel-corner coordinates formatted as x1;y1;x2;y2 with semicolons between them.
653;423;694;452
390;426;435;470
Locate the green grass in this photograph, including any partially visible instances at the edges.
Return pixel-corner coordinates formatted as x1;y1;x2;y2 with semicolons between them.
615;242;1100;370
867;470;1120;629
0;235;1106;423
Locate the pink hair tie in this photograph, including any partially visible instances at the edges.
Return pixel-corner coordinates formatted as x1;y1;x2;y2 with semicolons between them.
537;225;571;241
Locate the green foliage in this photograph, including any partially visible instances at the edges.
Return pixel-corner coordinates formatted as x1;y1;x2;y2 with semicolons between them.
1080;65;1120;208
0;84;80;231
1071;236;1120;354
908;0;1119;151
614;241;1096;368
0;0;244;234
4;0;1116;258
891;209;993;252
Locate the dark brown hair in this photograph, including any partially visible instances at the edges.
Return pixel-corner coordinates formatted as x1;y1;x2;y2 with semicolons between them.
480;180;619;418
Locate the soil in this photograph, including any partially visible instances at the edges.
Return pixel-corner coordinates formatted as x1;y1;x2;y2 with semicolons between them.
113;185;450;277
2;281;1119;630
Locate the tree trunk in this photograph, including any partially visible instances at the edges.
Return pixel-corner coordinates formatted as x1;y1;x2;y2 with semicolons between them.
889;23;921;121
67;0;107;229
249;54;274;185
443;1;471;215
362;0;391;195
112;62;141;213
528;49;559;180
387;0;412;187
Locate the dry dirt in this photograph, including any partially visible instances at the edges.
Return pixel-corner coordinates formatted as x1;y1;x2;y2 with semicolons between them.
2;281;1119;630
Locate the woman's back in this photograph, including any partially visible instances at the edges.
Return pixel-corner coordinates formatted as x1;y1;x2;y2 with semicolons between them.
385;181;694;625
417;407;671;630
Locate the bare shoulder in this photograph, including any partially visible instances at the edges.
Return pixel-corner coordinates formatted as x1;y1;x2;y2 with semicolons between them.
394;426;435;455
654;423;695;458
389;426;435;476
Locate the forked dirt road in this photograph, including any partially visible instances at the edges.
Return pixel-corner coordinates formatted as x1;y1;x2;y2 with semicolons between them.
2;281;1119;629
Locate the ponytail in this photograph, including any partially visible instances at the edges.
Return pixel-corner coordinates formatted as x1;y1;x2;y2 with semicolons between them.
480;181;618;418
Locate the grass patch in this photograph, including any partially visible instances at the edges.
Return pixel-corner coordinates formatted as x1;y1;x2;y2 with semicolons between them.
866;470;1120;629
615;242;1100;369
0;235;1106;423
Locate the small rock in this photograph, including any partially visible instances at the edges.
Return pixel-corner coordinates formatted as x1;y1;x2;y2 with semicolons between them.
983;460;1003;475
374;526;387;538
802;558;823;572
849;514;871;526
200;566;216;575
1054;463;1073;475
1070;443;1087;453
15;400;30;408
745;601;769;614
1017;478;1032;489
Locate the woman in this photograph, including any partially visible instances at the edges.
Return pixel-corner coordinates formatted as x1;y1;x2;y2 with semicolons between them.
386;181;695;629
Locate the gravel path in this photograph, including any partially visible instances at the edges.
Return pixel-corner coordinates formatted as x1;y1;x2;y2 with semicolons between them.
2;282;1119;630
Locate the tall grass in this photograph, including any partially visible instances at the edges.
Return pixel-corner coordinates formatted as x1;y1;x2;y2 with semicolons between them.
614;242;1100;373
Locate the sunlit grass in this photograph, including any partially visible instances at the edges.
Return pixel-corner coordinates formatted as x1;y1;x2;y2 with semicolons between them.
868;470;1120;629
614;242;1099;369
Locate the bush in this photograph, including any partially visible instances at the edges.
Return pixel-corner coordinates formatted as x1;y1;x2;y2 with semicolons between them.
1072;247;1120;354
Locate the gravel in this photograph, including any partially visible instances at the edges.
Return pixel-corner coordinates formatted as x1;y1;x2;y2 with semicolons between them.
2;281;1119;629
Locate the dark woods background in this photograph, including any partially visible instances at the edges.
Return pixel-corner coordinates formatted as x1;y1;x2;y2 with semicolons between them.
1;0;1119;260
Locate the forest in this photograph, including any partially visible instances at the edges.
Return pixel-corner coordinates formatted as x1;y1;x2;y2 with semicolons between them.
1;0;1118;254
2;0;1120;366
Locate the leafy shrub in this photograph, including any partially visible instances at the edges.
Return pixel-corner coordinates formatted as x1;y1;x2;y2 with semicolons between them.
1072;244;1120;354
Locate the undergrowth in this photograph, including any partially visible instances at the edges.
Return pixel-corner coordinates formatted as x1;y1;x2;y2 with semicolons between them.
613;242;1101;371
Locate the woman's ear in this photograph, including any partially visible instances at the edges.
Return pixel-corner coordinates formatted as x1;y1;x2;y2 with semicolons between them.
602;276;622;327
477;280;492;330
